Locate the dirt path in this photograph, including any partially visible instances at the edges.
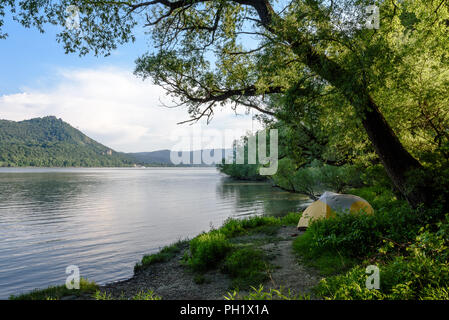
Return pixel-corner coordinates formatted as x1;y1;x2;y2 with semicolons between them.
99;226;320;300
262;227;320;297
100;245;231;300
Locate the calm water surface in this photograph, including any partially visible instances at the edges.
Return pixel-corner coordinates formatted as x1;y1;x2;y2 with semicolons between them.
0;167;308;299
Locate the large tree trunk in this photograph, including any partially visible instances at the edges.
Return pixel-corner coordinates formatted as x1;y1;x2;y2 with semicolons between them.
361;97;433;207
296;45;436;208
253;2;438;208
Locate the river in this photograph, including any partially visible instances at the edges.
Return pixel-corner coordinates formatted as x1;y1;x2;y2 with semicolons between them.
0;167;308;299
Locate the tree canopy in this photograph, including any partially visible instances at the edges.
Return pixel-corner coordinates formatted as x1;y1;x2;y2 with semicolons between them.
1;0;448;207
0;117;132;167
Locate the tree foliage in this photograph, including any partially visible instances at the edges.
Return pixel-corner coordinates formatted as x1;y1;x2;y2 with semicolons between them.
0;116;132;167
1;0;449;206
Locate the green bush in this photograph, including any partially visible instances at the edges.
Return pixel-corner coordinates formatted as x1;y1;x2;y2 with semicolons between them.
314;215;449;300
134;241;186;273
320;164;364;193
315;250;449;300
219;216;281;238
297;211;381;257
222;248;269;289
273;160;365;199
10;278;99;300
218;162;266;181
187;231;232;271
314;266;385;300
293;186;445;276
359;164;395;190
279;212;302;225
294;187;444;259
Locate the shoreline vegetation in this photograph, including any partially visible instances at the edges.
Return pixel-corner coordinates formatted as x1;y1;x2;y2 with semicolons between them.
7;132;449;300
2;1;449;301
11;182;449;300
11;212;316;300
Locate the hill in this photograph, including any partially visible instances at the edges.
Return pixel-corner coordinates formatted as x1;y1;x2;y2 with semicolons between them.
0;116;133;167
127;149;229;166
127;150;173;165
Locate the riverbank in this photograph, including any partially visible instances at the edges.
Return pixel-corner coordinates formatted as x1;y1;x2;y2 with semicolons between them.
11;213;321;300
2;168;309;299
99;224;319;300
12;185;449;300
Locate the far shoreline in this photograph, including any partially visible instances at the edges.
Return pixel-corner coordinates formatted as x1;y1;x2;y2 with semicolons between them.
0;165;220;169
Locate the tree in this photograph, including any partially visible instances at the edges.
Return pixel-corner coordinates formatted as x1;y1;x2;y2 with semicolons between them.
1;0;448;207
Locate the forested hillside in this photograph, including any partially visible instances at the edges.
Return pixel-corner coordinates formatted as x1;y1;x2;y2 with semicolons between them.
0;116;133;167
3;0;449;300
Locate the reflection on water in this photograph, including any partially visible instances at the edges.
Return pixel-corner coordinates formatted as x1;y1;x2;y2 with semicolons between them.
217;179;309;217
0;167;306;299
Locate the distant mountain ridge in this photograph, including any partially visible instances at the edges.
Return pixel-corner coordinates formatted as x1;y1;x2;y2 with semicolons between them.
127;149;229;166
0;116;132;167
0;116;229;167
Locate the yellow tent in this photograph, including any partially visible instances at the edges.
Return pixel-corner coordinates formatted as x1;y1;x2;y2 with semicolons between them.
297;192;374;230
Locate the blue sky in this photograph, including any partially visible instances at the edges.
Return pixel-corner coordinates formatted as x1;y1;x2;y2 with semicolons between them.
0;15;260;152
0;15;145;95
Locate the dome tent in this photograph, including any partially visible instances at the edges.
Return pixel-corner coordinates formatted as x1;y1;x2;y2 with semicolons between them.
297;191;374;230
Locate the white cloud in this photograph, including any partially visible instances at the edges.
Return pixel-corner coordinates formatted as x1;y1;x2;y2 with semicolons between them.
0;67;263;152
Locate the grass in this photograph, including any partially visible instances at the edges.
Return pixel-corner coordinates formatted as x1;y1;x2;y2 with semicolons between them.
218;212;301;239
193;274;209;284
187;231;233;271
184;212;301;270
292;186;445;276
134;240;187;273
291;185;449;300
125;212;304;294
129;212;300;290
224;285;311;300
222;247;271;289
313;230;449;300
9;278;99;300
130;290;162;300
94;290;162;300
134;212;301;276
14;282;164;300
292;227;358;276
279;212;304;225
181;212;302;289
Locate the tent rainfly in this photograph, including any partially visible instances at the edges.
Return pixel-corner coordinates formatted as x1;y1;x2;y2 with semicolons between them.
297;191;374;230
